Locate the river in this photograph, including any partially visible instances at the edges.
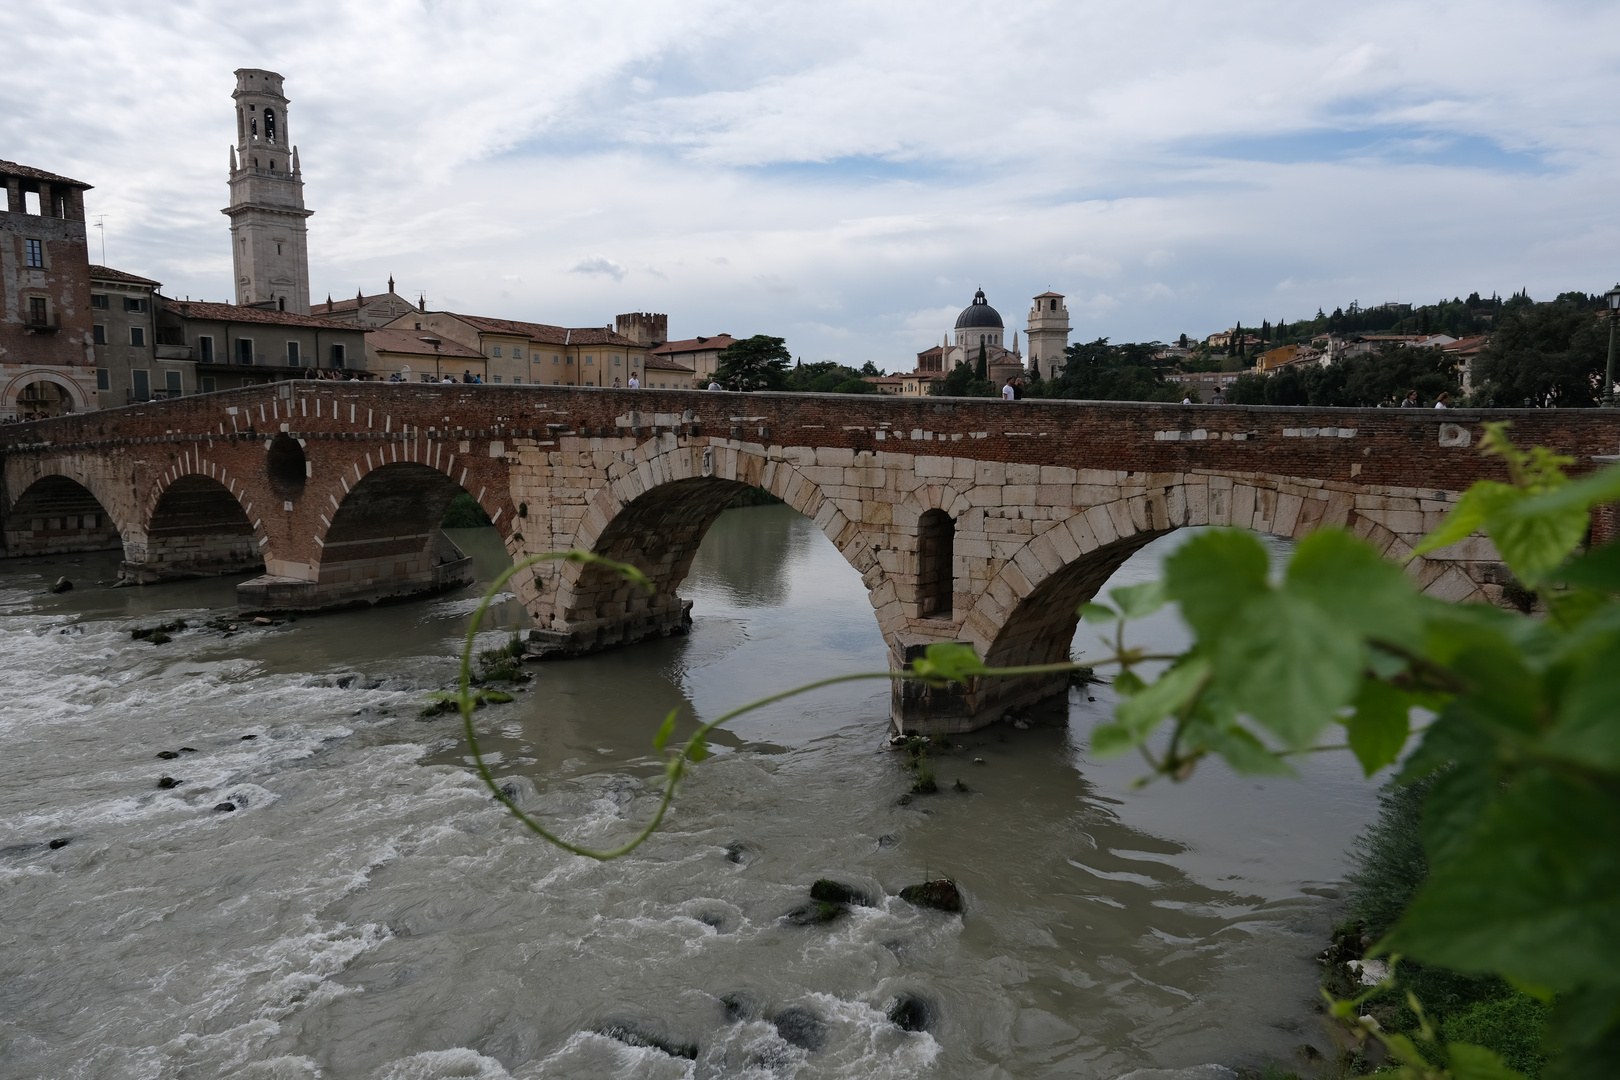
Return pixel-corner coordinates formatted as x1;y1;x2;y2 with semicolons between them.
0;505;1378;1079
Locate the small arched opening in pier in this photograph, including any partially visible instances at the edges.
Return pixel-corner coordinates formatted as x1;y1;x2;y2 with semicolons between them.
916;509;955;619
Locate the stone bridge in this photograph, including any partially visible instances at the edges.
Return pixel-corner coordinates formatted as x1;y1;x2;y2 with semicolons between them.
5;383;1617;734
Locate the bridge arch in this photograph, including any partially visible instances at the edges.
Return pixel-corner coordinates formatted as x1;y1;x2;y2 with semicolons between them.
538;442;894;655
942;472;1494;729
140;475;261;580
3;473;123;558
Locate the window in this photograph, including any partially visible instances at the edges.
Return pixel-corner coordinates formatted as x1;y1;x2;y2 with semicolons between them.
491;346;502;358
236;338;254;365
917;509;955;618
553;379;561;385
286;341;300;366
201;376;216;393
198;336;214;362
93;324;106;345
264;107;276;144
330;343;346;367
91;293;109;310
614;355;621;366
25;239;43;267
512;377;522;384
1050;299;1058;311
129;326;145;347
553;355;559;364
512;348;523;360
123;297;147;313
585;355;594;365
165;371;182;396
96;369;109;390
132;370;151;401
415;322;422;330
277;297;285;311
275;243;282;255
24;191;40;215
492;375;502;384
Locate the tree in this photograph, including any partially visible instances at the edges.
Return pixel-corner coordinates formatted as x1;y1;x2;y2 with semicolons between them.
859;360;882;377
1037;337;1182;403
975;343;988;381
1468;300;1608;408
930;357;994;397
1227;344;1459;408
713;335;790;391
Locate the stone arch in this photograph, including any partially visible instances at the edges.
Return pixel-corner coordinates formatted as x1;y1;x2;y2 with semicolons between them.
142;475;260;580
308;461;482;605
4;370;84;419
537;442;891;655
951;472;1493;727
3;474;121;558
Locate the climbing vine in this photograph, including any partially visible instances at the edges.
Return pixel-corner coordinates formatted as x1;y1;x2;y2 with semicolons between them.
446;423;1620;1078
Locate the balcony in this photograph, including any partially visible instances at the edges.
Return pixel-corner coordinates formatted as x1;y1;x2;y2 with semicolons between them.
23;312;60;334
155;344;193;360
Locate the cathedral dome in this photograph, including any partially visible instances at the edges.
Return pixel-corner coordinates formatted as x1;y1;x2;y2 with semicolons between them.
955;289;1004;330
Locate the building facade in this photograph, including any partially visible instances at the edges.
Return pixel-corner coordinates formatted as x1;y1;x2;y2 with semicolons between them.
1;159;98;420
310;281;424;327
646;334;737;388
385;311;647;386
89;266;176;406
156;300;369;392
225;68;313;315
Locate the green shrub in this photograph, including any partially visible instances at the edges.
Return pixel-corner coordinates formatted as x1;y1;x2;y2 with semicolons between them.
1441;994;1553;1077
1345;775;1433;941
441;491;492;528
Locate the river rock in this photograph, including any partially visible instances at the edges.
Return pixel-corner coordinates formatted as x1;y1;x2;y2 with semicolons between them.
157;776;182;789
810;878;871;906
156;750;179;760
48;837;71;850
214;802;236;812
772;1006;828;1051
50;577;72;594
899;878;962;913
179;747;197;753
723;842;750;865
719;992;760;1023
887;993;934;1032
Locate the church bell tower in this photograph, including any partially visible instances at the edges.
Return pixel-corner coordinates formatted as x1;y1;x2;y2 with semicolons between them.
224;68;312;314
1027;291;1071;378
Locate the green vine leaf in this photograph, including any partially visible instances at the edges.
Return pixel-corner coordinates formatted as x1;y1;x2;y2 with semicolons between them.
1108;579;1167;620
1343;679;1413;776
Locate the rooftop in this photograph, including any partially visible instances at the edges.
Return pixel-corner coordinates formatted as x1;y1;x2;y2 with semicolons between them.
89;265;161;287
0;158;92;189
446;312;641;348
367;326;483;359
650;334;738;356
162;299;372;330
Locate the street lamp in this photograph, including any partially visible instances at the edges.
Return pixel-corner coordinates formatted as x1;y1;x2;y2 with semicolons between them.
1605;285;1620;406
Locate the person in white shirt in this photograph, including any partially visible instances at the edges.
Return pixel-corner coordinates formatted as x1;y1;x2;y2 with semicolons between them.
628;374;639;389
1182;395;1192;405
1435;392;1451;409
1002;380;1016;400
708;380;722;391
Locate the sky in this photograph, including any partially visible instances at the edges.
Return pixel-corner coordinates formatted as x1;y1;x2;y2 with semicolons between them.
4;1;1619;371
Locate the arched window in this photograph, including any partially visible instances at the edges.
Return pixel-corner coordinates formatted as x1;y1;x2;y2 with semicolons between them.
917;509;954;618
277;297;285;311
264;108;277;144
250;115;258;138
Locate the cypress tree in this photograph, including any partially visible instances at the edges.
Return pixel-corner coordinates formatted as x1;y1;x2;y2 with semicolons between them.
976;343;987;380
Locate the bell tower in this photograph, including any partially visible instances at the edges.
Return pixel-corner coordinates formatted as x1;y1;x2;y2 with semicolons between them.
1027;291;1071;378
223;68;312;314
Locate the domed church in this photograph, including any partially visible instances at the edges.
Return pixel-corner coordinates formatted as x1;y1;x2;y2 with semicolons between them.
905;288;1069;392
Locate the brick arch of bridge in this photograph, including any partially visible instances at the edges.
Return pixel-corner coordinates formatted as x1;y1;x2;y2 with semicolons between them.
138;448;264;565
947;471;1492;728
3;468;128;559
541;441;895;653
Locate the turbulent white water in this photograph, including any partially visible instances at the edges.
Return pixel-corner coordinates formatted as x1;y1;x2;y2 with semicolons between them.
0;512;1378;1079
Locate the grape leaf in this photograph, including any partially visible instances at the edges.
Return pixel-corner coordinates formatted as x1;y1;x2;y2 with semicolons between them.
1343;679;1412;776
1108;579;1167;620
1214;591;1363;749
1164;529;1270;640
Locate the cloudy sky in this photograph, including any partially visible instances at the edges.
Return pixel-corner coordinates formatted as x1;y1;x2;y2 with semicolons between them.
4;1;1618;369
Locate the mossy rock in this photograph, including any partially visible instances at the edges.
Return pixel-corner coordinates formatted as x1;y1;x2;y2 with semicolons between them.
899;878;962;913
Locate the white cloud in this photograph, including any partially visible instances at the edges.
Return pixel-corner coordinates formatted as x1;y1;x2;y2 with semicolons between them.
4;0;1620;369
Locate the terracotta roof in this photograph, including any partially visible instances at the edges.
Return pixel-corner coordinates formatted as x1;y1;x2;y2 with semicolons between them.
650;334;737;356
0;158;92;189
447;312;641;348
368;326;484;359
1443;334;1490;354
318;291;418;315
645;353;695;371
1033;291;1064;299
89;265;160;287
865;375;905;384
161;299;372;330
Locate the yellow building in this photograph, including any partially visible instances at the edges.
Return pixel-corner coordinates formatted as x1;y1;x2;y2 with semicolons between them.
382;311;647;386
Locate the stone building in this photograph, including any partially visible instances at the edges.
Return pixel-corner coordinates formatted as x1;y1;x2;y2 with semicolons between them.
226;68;312;314
310;280;424;327
1026;291;1070;378
155;300;369;391
906;289;1060;391
366;325;486;382
614;312;668;348
646;334;738;388
384;311;647;386
89;265;168;406
1;159;98;419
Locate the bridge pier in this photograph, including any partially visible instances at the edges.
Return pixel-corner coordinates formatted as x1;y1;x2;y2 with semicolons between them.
2;475;121;558
237;530;473;613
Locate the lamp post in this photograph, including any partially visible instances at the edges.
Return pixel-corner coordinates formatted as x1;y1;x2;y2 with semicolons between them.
1605;285;1620;407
